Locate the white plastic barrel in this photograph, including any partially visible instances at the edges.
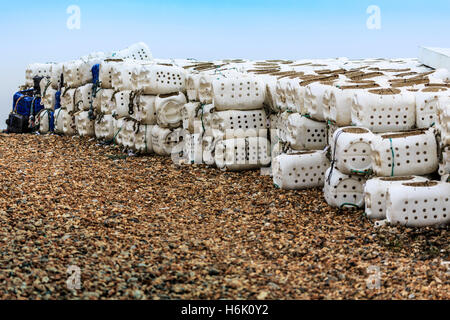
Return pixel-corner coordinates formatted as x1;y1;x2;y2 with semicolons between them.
304;83;330;121
186;73;201;101
134;124;154;154
134;64;186;95
273;151;330;190
60;88;76;112
364;176;428;220
94;114;114;140
283;113;327;151
214;137;271;171
371;129;439;177
74;84;94;111
324;167;367;209
212;77;265;111
415;87;449;129
36;109;53;134
331;126;375;175
209;109;268;139
74;111;95;137
155;92;187;128
352;88;416;133
386;181;450;227
25;63;53;88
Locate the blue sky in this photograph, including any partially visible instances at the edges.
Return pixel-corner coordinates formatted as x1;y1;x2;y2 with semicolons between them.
1;0;449;127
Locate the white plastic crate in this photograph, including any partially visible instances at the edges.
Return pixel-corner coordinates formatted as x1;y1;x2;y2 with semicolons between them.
186;73;201;101
74;111;95;137
155;92;187;128
324;167;367;209
60;88;76;112
134;64;186;95
25;63;53;88
273;151;330;190
371;129;439;177
304;83;330;121
352;88;416;133
214;137;271;171
182;102;201;133
134;124;154;154
94;114;114;140
331;126;375;175
437;96;450;146
74;84;94;111
209;109;268;139
416;87;449;129
364;176;428;220
212;77;265;111
386;181;450;227
282;113;327;151
36;109;53;134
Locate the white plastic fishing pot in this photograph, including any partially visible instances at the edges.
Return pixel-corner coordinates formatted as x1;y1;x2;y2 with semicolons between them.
214;137;271;171
50;63;63;90
134;64;186;95
54;108;64;134
209;109;268;139
324;167;367;209
437;96;450;146
274;79;287;112
118;119;137;149
111;61;140;91
439;146;450;176
74;84;94;111
371;129;439;177
416;87;449;129
212;77;266;111
283;113;327;151
134;124;154;154
331;127;375;176
60;88;76;112
351;88;416;133
323;84;380;127
386;181;450;227
184;133;203;164
114;91;152;119
93;89;116;114
62;60;84;88
304;83;330;121
285;79;303;113
186;73;201;101
262;76;279;112
151;125;177;156
74;111;95;137
202;135;217;166
364;176;429;220
273;151;330;190
25;63;53;88
113;117;126;146
155;92;187;128
41;85;57;111
182;102;201;133
198;75;214;104
94;114;114;140
111;42;153;61
61;109;76;136
133;95;157;125
36;109;53;134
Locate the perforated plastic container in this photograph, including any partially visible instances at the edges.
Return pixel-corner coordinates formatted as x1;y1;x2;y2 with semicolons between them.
352;88;416;133
41;85;57;111
134;124;154;154
274;79;287;112
186;74;201;101
36;109;54;134
93;89;115;114
63;60;84;88
364;176;429;220
94;114;114;140
331;126;375;175
182;102;201;133
212;77;265;111
324;167;367;209
282;113;327;151
61;109;76;136
304;83;330;121
113;117;126;146
111;62;138;91
386;181;450;227
416;87;449;129
273;151;330;190
214;137;271;171
111;42;152;61
151;125;182;156
74;111;95;137
371;129;439;177
74;84;94;111
198;75;213;104
437;96;450;146
439;146;450;176
134;64;186;95
25;63;53;88
54;108;65;134
50;63;63;90
209;109;268;139
60;88;76;112
184;133;203;164
120;119;137;149
155;92;187;128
